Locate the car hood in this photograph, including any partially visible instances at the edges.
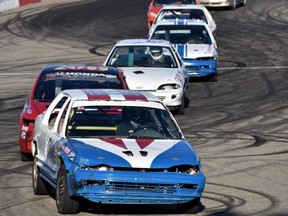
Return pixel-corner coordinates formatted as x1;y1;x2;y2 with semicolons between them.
174;44;217;59
66;138;199;168
119;67;184;90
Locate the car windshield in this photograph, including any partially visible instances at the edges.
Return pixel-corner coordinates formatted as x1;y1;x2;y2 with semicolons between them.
155;0;196;5
157;9;207;24
33;71;123;101
66;105;182;139
151;25;212;45
106;45;178;68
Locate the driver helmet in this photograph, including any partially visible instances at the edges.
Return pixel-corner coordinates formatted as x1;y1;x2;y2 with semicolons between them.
149;46;164;62
122;107;147;124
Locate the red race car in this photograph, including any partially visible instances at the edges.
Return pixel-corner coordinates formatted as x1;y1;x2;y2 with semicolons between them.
19;64;128;161
147;0;200;29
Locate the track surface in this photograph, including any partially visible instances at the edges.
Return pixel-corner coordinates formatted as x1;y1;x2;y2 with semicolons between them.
0;0;288;215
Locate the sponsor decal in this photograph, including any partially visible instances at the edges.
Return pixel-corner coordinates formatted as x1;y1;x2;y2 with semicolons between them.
54;66;109;71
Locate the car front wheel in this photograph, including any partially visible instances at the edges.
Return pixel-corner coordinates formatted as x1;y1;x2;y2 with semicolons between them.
32;155;49;195
56;163;79;214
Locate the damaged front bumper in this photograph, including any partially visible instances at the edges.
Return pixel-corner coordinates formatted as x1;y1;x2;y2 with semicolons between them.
66;170;205;204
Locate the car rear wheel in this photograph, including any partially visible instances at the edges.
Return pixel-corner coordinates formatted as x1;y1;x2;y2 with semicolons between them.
21;151;32;161
56;163;79;214
32;155;49;195
177;198;200;214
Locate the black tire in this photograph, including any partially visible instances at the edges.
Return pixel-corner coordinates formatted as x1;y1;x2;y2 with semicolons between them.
177;198;200;214
209;73;218;82
174;94;185;115
32;155;49;195
21;152;32;161
56;163;79;214
184;95;190;108
231;0;237;9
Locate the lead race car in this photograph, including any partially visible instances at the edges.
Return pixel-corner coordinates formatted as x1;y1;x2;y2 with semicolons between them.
32;89;206;214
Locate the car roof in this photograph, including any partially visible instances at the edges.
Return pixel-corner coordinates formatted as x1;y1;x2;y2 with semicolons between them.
42;64;121;76
114;39;172;47
62;89;161;103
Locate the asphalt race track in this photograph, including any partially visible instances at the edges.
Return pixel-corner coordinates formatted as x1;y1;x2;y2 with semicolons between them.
0;0;288;215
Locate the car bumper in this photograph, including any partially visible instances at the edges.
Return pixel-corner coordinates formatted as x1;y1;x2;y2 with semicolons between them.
19;123;33;153
200;0;231;7
148;89;184;110
67;170;206;204
184;60;217;78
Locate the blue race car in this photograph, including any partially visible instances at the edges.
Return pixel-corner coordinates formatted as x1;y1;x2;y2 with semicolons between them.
32;89;206;214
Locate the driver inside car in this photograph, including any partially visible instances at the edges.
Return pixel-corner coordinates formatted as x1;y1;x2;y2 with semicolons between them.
116;107;155;136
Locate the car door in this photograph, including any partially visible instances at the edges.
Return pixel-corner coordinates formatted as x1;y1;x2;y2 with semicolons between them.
36;95;70;177
45;96;71;177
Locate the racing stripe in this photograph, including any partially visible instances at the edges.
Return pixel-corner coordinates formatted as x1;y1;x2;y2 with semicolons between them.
83;89;111;101
136;139;154;149
176;44;185;58
81;139;179;168
122;91;148;101
100;138;127;149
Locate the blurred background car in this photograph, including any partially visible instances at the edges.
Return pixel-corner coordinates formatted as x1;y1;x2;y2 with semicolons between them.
149;19;218;81
147;0;201;29
19;64;128;161
148;4;217;37
103;39;190;115
199;0;247;10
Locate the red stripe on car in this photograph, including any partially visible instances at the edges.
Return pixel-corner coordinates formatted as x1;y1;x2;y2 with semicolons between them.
83;89;111;101
100;138;127;149
136;139;154;149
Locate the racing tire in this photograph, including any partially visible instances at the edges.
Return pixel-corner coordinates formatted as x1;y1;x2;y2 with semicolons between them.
184;96;190;108
176;198;200;214
56;163;79;214
174;94;186;115
32;155;49;195
21;151;32;161
231;0;237;10
209;73;218;82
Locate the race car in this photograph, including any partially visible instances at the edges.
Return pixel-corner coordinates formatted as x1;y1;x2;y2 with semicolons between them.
102;39;190;114
149;19;218;81
147;0;201;29
199;0;247;10
19;64;128;161
32;89;206;214
148;4;217;38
